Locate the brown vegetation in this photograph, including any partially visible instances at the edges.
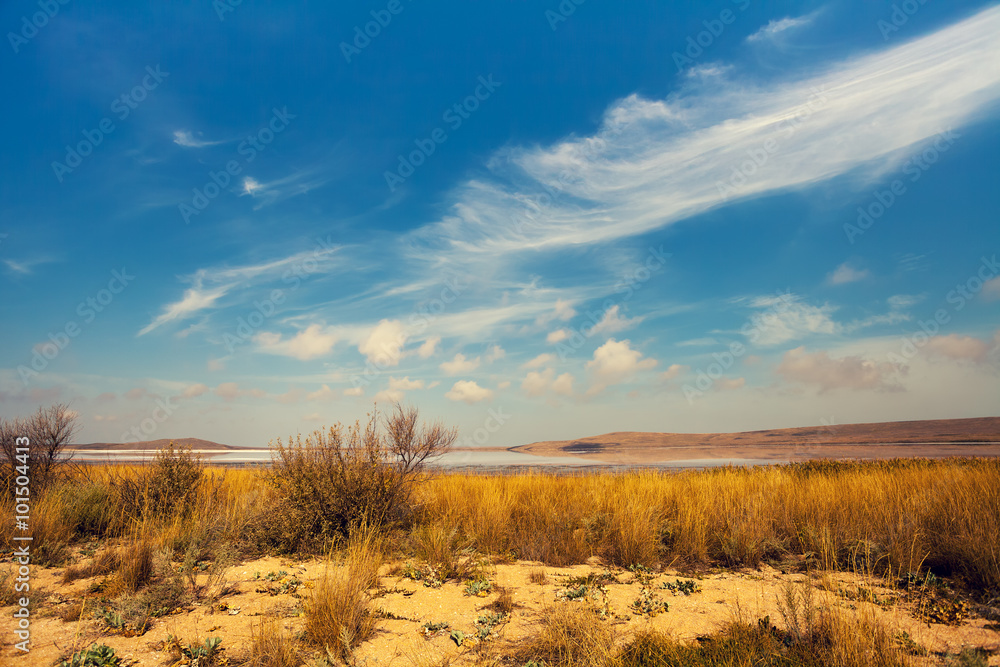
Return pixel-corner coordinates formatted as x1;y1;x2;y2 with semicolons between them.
2;405;998;665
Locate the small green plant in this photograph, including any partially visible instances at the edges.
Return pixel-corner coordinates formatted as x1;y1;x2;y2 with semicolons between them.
558;584;590;601
93;596;152;637
422;564;444;588
420;620;450;637
59;644;120;667
475;611;507;640
630;587;669;617
256;573;302;596
171;635;223;664
450;629;465;646
101;610;125;631
660;578;701;595
464;577;493;597
400;562;424;581
898;571;946;591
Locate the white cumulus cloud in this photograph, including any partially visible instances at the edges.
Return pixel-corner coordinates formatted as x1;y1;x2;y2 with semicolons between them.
440;353;481;375
359;319;407;367
585;339;657;395
445;380;493;404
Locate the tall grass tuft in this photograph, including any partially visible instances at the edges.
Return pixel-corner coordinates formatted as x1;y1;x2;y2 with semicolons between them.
243;620;302;667
516;603;617;667
304;528;385;662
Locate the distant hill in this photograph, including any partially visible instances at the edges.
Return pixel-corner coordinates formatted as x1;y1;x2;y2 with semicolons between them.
69;438;251;451
512;417;1000;464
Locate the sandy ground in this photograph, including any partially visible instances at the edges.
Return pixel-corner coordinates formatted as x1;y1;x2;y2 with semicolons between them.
3;552;999;666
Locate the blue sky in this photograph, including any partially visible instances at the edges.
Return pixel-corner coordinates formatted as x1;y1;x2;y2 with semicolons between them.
1;0;998;447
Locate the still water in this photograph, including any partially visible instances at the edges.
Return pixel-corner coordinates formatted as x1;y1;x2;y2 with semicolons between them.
66;448;784;470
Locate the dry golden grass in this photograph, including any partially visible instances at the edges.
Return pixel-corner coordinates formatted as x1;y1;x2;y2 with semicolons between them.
11;428;998;667
304;528;385;662
416;459;1000;590
5;457;998;592
516;602;618;667
242;620;302;667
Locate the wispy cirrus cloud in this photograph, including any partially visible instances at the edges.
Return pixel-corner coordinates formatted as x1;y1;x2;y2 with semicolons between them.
746;14;815;43
138;245;340;336
3;256;58;276
138;283;233;337
172;130;227;148
239;168;332;209
409;7;1000;260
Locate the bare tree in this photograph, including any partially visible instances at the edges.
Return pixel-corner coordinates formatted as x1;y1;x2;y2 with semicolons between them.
1;403;78;493
384;402;457;474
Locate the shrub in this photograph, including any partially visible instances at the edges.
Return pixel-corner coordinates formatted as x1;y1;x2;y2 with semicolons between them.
58;480;116;538
110;443;204;524
269;403;455;550
146;442;204;517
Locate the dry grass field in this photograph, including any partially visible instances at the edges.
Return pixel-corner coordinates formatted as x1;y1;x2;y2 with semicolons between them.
2;409;1000;665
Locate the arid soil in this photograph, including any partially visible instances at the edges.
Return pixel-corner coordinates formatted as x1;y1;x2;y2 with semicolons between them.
5;553;999;666
511;417;1000;464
